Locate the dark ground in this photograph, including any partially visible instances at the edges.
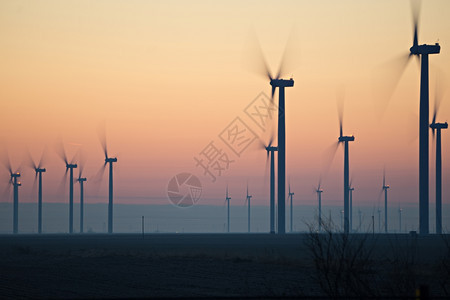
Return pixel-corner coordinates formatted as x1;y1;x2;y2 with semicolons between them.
0;233;449;299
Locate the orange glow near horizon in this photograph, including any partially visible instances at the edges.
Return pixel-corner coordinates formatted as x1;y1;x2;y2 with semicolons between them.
0;0;449;210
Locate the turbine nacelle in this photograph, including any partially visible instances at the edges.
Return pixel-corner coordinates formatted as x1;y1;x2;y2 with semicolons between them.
265;146;278;152
430;122;448;130
270;78;294;88
35;168;46;173
383;185;390;190
410;43;440;56
105;157;117;163
77;177;87;182
66;164;77;169
338;136;355;142
10;172;21;178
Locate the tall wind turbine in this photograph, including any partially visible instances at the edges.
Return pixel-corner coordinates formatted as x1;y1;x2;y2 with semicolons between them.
225;185;231;233
382;2;441;234
316;180;323;232
249;33;297;234
77;165;87;234
99;129;117;234
57;143;78;234
410;2;440;235
337;92;355;234
382;171;390;233
288;182;294;233
349;183;354;233
245;183;252;233
430;92;447;234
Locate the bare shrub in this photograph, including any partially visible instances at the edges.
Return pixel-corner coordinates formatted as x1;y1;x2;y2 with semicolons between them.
305;219;379;298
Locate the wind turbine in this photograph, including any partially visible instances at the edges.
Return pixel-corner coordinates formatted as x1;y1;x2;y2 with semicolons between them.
259;134;277;234
225;185;231;233
99;129;117;234
399;207;403;233
77;165;87;234
288;181;294;233
249;33;297;234
1;150;21;234
430;89;447;234
28;151;46;234
382;171;390;233
382;2;440;234
349;181;354;233
315;180;323;232
245;183;252;233
56;142;78;234
337;91;355;234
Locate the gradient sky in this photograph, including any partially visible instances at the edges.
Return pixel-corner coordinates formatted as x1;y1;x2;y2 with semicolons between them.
0;0;449;210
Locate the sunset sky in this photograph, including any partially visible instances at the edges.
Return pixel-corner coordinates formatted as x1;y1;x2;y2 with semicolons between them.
1;0;449;210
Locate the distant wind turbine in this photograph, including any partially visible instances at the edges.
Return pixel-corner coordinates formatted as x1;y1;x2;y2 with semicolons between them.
315;179;323;232
27;149;47;234
77;164;87;234
430;84;447;234
349;181;354;233
245;183;252;233
382;171;390;233
259;134;277;234
288;181;294;233
225;185;231;233
56;141;78;234
98;128;117;234
1;150;21;234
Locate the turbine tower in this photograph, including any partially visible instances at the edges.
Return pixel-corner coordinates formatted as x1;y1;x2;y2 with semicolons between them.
245;183;252;233
225;185;231;233
77;167;87;234
99;129;117;234
337;94;355;234
316;180;323;232
288;182;294;232
399;207;403;233
382;171;389;233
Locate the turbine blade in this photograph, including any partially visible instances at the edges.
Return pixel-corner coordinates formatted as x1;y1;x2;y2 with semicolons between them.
0;145;13;174
271;86;276;102
275;27;300;79
243;29;273;80
321;142;340;180
24;148;37;170
55;137;68;165
98;122;108;159
38;146;49;169
336;85;345;137
372;53;411;119
411;0;421;46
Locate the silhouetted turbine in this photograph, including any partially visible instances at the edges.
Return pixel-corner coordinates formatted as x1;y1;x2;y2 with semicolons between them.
28;151;46;234
250;33;297;234
288;182;294;233
337;91;355;234
77;166;87;234
382;171;389;233
98;129;117;234
56;143;77;234
430;93;447;234
315;180;323;232
245;183;252;233
225;185;231;233
349;183;354;233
